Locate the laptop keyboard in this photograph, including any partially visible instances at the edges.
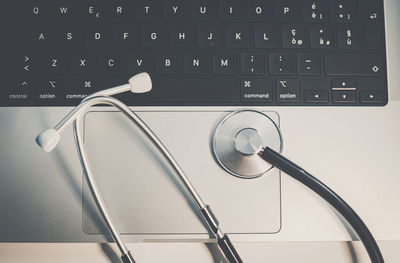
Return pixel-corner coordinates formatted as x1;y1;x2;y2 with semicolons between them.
0;0;387;106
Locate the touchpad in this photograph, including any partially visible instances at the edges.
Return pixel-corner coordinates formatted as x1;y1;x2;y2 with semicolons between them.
83;111;281;236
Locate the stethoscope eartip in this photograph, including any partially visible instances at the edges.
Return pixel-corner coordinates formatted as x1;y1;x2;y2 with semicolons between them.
36;128;60;153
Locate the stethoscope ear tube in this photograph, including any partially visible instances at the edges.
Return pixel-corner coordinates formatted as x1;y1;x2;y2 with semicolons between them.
260;147;384;263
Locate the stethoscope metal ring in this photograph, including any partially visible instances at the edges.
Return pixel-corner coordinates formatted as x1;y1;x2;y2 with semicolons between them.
212;109;283;179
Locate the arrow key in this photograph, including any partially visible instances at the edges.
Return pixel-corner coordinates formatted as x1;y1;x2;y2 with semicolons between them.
332;90;357;103
304;89;329;103
360;90;384;103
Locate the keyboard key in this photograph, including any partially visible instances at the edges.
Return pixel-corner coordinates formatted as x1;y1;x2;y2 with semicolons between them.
220;0;245;21
193;0;217;21
142;25;167;47
304;89;329;103
248;0;274;22
241;79;273;103
310;25;335;49
276;0;300;22
184;52;209;75
86;30;112;48
359;90;384;103
113;27;137;47
136;0;162;20
358;0;383;23
337;25;361;49
226;26;250;48
170;26;194;47
297;53;321;76
325;53;384;76
276;79;300;103
129;54;154;75
213;53;237;75
332;90;357;103
282;25;306;48
199;25;223;48
41;55;67;75
241;53;265;75
164;0;191;20
331;79;356;90
254;25;278;48
269;53;294;75
97;55;128;75
303;0;327;22
127;79;237;103
70;55;94;75
365;24;383;50
111;1;135;20
330;0;354;22
156;53;182;75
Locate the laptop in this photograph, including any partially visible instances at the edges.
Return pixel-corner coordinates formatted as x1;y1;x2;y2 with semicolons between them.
0;0;399;248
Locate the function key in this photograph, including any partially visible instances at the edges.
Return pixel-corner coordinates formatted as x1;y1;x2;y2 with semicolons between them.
193;0;217;21
269;53;294;75
276;79;300;103
359;90;384;103
164;0;191;20
220;0;245;21
297;53;321;76
248;0;274;22
303;0;327;22
304;90;329;103
254;25;278;49
276;0;300;22
332;90;357;103
241;79;273;103
330;0;354;23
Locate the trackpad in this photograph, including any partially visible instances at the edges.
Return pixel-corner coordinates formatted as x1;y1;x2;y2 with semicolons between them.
83;111;281;236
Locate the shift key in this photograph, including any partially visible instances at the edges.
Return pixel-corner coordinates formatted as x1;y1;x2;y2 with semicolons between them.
325;53;384;76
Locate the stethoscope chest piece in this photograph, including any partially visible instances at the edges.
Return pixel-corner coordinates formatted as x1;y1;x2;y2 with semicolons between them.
212;110;283;179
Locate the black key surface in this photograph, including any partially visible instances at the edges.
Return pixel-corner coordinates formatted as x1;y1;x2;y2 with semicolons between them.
241;79;273;103
304;89;329;103
325;53;384;76
276;79;300;102
297;53;321;76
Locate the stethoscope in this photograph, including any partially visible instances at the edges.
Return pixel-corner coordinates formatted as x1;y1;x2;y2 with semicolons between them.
36;73;384;263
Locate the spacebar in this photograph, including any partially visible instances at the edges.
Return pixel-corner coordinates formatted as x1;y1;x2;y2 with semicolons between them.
149;78;237;102
325;53;383;76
